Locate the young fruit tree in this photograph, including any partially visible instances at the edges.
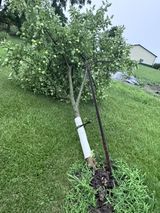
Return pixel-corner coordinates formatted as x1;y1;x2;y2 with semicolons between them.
5;0;133;168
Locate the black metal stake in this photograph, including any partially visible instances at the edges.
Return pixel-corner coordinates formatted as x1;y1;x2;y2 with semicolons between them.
86;63;112;175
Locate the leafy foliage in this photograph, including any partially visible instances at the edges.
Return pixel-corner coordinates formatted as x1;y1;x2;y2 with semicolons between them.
0;31;8;41
0;1;24;31
64;161;153;213
0;0;91;28
9;25;18;35
5;1;133;102
107;161;153;213
64;162;96;212
51;0;92;22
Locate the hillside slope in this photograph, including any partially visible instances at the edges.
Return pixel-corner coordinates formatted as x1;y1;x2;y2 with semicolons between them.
134;64;160;84
0;45;160;212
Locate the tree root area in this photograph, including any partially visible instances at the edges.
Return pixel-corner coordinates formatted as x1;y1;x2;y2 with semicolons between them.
89;168;114;213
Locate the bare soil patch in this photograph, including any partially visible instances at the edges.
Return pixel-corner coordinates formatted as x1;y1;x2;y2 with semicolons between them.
144;84;160;96
89;169;114;213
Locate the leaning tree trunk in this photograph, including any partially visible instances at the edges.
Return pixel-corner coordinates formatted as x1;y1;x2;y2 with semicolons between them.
67;64;96;169
45;29;96;168
45;28;112;174
74;113;96;168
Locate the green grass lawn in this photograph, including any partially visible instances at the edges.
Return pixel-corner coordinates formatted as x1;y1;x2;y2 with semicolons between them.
0;44;160;212
104;82;160;212
134;64;160;84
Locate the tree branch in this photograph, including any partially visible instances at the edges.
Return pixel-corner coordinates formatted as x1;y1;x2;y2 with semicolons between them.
76;68;87;107
44;28;58;46
68;65;78;115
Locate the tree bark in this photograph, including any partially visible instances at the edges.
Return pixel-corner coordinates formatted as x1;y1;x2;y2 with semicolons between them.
67;65;79;117
67;65;96;169
76;70;87;107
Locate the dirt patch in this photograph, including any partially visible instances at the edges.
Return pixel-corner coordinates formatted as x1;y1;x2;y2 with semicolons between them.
144;84;160;96
89;169;114;213
89;204;113;213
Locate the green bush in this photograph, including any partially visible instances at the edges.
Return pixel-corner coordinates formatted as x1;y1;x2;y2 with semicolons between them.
64;161;154;213
0;31;8;41
64;163;96;213
4;2;133;102
153;63;160;70
0;23;8;31
9;25;19;36
107;161;154;213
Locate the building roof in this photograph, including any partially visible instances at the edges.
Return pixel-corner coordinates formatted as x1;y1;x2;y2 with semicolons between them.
131;44;157;58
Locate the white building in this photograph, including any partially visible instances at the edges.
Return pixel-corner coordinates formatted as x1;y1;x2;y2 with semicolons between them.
130;44;157;65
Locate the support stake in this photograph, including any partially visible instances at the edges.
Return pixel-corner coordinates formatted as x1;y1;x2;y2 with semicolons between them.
86;62;112;175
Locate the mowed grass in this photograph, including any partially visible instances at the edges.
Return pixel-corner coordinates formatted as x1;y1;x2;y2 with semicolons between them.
0;43;160;212
104;82;160;212
134;64;160;84
0;72;74;212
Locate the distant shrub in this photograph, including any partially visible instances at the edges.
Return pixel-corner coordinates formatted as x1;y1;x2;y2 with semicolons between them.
0;23;8;31
140;62;153;68
9;25;19;36
153;63;160;70
0;31;8;41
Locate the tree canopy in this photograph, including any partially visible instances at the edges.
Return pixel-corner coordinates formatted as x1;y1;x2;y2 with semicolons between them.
0;0;92;29
5;1;133;103
3;0;134;169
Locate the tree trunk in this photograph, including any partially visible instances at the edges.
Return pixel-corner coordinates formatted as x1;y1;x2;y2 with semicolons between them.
67;65;96;169
74;113;96;169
